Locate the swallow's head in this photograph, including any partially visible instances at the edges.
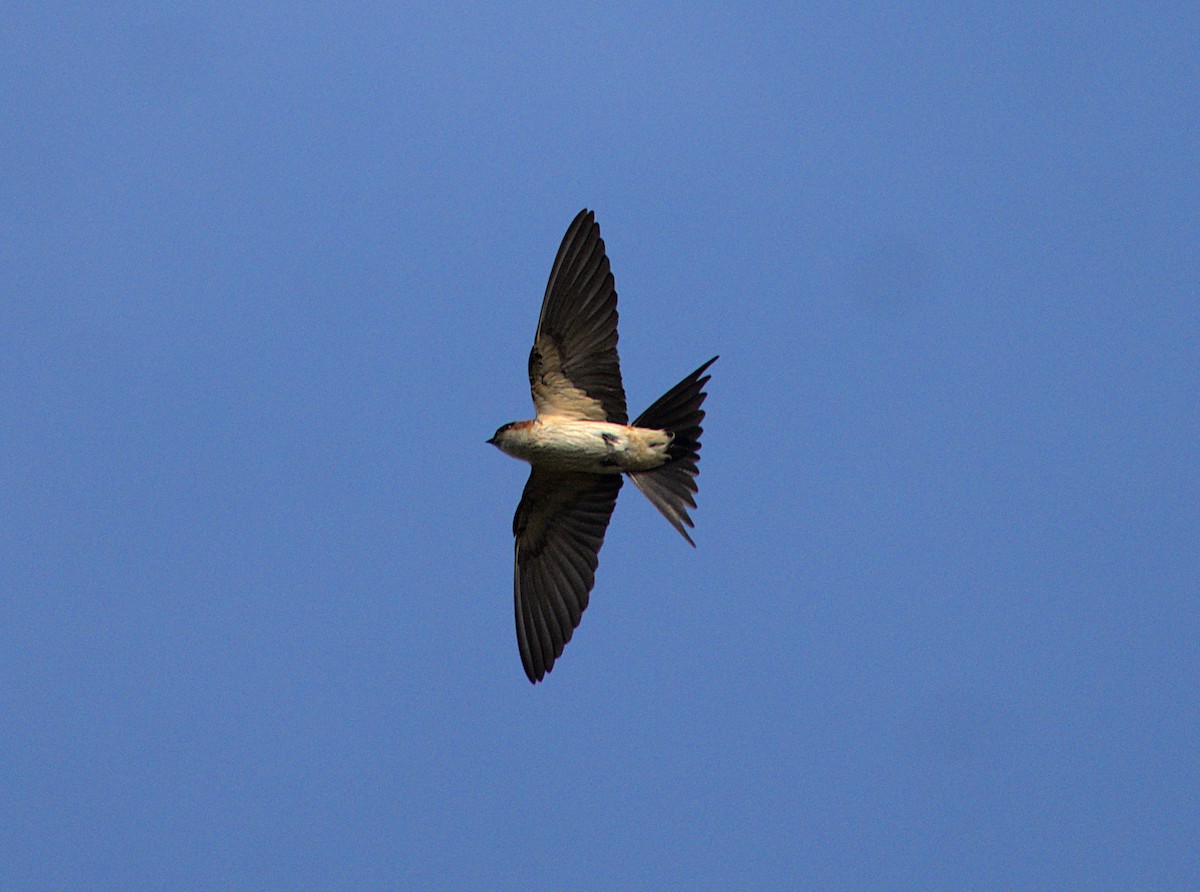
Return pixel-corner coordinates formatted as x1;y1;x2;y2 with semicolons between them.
489;420;534;453
488;422;515;448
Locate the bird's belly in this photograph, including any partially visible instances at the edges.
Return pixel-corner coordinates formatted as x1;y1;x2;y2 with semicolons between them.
518;421;671;473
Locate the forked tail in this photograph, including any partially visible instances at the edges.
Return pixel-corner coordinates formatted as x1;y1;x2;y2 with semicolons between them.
628;356;718;546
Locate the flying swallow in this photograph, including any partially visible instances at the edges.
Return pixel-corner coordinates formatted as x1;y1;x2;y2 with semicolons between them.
489;209;717;683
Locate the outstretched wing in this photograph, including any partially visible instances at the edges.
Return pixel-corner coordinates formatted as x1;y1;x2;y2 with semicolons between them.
529;209;627;423
513;467;623;683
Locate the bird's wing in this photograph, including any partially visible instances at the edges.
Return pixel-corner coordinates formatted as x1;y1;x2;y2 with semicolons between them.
513;467;623;683
529;209;628;424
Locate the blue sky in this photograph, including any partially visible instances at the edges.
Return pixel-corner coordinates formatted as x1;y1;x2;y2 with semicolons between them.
4;4;1197;889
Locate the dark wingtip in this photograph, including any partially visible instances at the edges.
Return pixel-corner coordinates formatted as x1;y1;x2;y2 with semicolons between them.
524;651;554;684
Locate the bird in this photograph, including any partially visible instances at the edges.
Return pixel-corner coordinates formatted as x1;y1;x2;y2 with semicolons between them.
488;208;717;683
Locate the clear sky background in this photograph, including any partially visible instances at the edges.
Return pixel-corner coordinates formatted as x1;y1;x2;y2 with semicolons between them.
4;4;1197;889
